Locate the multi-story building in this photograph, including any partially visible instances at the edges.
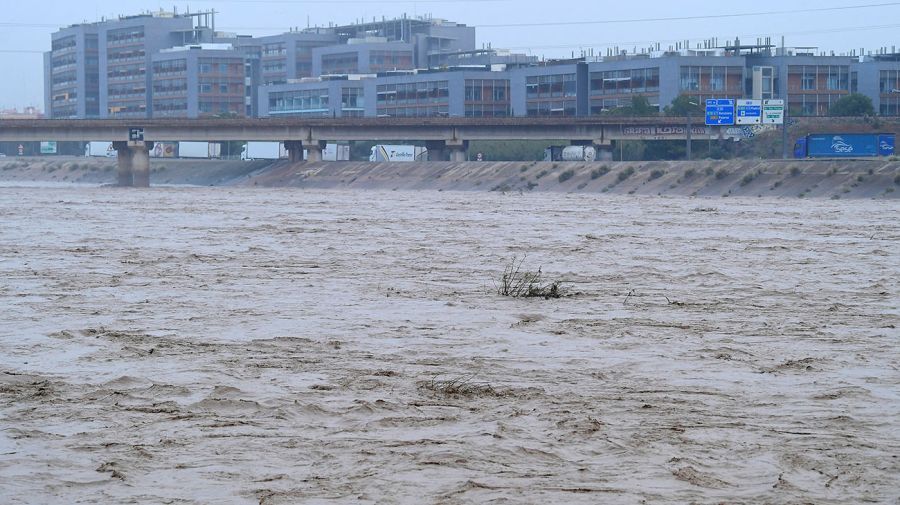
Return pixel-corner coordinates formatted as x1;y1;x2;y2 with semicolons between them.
44;23;101;118
99;13;214;118
44;10;900;119
151;44;247;118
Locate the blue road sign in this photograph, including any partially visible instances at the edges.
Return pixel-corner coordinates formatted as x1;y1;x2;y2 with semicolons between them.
735;99;762;124
705;99;735;126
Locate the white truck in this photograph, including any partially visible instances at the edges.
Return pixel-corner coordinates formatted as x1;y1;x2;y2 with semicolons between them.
322;143;351;161
85;141;115;157
544;145;597;162
369;145;428;162
178;141;222;159
241;142;288;160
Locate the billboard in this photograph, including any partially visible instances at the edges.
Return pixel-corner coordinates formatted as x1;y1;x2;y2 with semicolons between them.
40;141;57;154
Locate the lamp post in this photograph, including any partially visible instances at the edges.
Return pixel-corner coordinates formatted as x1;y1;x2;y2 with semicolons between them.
686;100;698;161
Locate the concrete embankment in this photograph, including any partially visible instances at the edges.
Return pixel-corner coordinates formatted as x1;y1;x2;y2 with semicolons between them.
245;159;900;199
2;156;899;199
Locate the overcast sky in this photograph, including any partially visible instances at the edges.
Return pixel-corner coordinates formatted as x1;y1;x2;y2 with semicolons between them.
3;0;900;110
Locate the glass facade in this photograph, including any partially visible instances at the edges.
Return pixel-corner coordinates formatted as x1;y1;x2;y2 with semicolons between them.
879;70;900;115
464;79;510;117
376;80;449;117
341;87;365;117
268;88;330;117
321;52;359;75
526;73;576;116
786;65;850;115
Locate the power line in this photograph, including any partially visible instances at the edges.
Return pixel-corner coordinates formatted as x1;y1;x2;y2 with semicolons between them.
504;23;900;52
476;2;900;28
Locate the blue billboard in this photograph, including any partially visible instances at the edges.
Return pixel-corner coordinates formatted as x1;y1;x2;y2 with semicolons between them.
705;99;734;126
806;134;879;158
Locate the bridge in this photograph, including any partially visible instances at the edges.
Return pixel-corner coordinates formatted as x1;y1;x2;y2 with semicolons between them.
0;117;720;186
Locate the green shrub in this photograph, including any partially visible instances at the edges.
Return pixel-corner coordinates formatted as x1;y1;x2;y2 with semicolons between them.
590;165;610;179
740;171;757;186
558;169;575;183
715;168;729;180
616;167;635;182
648;169;665;181
684;168;697;178
536;170;549;179
790;166;802;177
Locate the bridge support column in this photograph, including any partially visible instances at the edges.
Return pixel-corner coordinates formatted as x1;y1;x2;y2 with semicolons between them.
131;142;151;188
446;139;468;162
305;140;325;162
113;141;133;187
284;141;303;163
425;141;447;161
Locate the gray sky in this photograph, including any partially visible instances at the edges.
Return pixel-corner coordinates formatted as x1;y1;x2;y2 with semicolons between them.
3;0;900;110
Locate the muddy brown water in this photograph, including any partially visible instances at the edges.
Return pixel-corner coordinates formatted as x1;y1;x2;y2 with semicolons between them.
1;186;898;504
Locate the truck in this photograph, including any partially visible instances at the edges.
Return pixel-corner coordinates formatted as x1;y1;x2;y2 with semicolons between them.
322;143;351;161
177;141;222;159
369;145;428;162
241;142;288;161
794;133;895;158
544;145;597;162
85;141;115;157
151;142;178;158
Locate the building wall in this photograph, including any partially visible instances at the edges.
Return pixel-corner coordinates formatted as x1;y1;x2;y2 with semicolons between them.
152;48;247;118
46;24;100;118
312;42;415;76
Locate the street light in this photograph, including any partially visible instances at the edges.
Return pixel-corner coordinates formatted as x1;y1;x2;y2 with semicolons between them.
686;100;698;161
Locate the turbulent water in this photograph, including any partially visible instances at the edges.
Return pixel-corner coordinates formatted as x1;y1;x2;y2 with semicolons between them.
1;186;898;504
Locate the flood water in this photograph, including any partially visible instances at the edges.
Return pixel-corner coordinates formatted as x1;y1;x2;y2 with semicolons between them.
1;186;898;504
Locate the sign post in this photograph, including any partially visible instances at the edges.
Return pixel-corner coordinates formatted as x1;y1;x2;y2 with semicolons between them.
128;127;145;142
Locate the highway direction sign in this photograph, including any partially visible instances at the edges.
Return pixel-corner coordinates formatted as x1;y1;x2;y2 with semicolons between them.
736;99;762;125
705;99;735;126
762;99;785;124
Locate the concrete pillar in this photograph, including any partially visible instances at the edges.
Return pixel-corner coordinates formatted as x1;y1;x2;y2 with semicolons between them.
305;140;324;162
446;139;468;162
425;140;447;161
284;141;304;163
131;143;151;188
593;140;614;162
113;141;133;187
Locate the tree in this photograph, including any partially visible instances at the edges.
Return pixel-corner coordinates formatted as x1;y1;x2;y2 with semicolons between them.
664;94;703;116
829;93;875;116
603;95;658;117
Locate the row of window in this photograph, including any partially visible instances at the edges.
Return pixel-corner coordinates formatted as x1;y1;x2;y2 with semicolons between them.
526;74;576;99
464;79;509;103
679;66;744;93
787;65;850;92
268;89;329;113
376;81;450;105
376;105;449;117
591;68;660;95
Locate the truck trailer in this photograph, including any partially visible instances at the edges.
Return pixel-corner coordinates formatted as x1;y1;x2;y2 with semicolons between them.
544;145;597;162
369;145;428;162
241;142;288;161
794;133;895;158
178;142;221;159
85;142;115;157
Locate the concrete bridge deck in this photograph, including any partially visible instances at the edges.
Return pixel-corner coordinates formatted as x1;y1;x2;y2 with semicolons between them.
0;117;729;186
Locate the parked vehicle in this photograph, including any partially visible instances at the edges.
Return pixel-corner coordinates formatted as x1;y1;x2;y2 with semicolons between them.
794;133;895;158
178;141;221;159
369;145;428;162
322;143;351;161
150;142;178;158
544;145;597;162
241;142;288;160
85;141;115;157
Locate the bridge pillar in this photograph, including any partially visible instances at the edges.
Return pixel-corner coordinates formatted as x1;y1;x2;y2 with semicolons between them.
131;142;151;188
284;141;303;163
446;139;468;162
113;141;133;187
425;140;447;161
593;140;614;162
305;140;325;162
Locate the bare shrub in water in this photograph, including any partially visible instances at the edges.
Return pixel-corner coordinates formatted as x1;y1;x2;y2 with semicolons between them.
495;256;563;299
